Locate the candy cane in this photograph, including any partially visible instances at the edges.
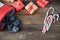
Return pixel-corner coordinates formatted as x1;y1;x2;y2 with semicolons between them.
46;15;53;31
46;7;55;17
53;14;59;21
42;7;55;33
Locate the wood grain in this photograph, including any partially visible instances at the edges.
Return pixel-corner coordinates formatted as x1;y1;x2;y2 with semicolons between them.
0;0;60;40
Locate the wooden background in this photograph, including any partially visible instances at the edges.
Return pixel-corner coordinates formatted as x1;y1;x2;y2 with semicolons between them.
0;0;60;40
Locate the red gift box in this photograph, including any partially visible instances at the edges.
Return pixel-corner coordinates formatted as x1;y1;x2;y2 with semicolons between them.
12;0;25;11
25;2;38;14
37;0;49;8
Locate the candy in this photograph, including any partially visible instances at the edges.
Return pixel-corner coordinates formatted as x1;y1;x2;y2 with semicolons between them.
42;7;59;33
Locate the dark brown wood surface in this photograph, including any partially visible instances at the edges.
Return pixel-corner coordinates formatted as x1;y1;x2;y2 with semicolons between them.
0;0;60;40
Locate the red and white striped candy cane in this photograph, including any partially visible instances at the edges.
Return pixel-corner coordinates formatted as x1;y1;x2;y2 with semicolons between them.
42;7;55;33
53;14;59;23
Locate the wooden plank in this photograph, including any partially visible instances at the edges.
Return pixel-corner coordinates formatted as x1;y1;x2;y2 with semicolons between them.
0;0;60;40
15;14;60;25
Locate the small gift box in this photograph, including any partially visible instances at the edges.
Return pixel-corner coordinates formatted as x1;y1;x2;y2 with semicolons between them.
3;0;15;2
25;2;38;14
37;0;49;8
12;0;25;11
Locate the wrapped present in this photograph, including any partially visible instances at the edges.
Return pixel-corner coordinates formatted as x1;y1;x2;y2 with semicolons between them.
12;0;25;11
25;2;38;14
3;0;15;2
37;0;49;8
